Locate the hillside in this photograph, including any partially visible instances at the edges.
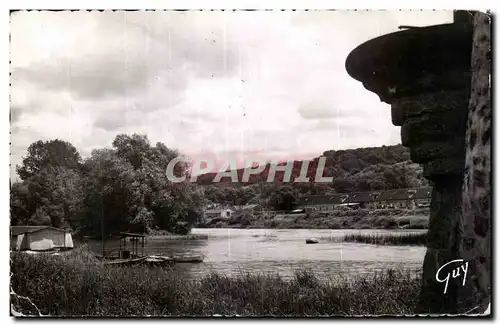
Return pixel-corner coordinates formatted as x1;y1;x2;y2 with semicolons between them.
198;144;429;206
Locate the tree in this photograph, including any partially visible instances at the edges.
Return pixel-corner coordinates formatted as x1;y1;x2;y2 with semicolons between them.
25;166;85;228
82;148;139;237
10;182;31;226
14;137;82;226
268;186;299;212
80;135;205;236
16;139;82;180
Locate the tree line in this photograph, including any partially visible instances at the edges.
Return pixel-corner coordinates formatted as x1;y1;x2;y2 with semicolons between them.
10;135;428;234
10;134;203;237
200;144;429;211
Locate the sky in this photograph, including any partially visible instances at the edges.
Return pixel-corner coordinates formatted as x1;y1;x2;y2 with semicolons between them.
10;10;454;177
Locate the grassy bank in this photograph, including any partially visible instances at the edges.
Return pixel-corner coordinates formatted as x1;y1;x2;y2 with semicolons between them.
339;232;427;246
11;248;421;316
201;208;429;230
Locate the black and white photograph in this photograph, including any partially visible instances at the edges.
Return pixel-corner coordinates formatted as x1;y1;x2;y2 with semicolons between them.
8;8;492;317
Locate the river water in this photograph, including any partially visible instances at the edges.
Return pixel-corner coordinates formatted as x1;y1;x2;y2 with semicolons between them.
88;228;426;280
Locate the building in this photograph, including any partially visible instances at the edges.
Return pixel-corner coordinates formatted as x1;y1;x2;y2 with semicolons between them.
301;195;342;212
204;208;234;219
343;192;375;209
374;188;432;209
10;226;74;251
300;187;433;211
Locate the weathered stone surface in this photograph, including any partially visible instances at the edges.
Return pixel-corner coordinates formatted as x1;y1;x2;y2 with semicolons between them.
409;140;464;164
418;179;463;313
391;90;469;125
345;20;473;104
400;109;468;148
458;11;491;314
422;158;465;179
344;10;480;315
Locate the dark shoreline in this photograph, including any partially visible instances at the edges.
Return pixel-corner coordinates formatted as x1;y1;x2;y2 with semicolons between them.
198;208;430;230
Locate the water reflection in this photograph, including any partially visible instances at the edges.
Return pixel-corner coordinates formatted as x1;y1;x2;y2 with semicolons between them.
87;228;426;279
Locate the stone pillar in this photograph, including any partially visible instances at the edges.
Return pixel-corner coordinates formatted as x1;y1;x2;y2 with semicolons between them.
345;10;476;314
458;11;491;314
392;86;470;314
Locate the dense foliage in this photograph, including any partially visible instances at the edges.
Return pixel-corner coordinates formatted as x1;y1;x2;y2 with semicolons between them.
11;135;203;236
11;137;428;234
200;145;429;207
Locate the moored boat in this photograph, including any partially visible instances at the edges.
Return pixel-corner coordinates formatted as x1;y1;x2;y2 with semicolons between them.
103;255;204;267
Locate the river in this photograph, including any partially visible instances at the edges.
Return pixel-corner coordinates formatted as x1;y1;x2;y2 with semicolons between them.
88;228;426;280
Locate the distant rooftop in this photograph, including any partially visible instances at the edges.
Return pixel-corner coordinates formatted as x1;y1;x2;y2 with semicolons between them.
301;187;432;206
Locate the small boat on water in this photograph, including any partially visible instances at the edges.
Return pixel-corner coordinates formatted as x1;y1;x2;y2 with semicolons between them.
104;256;151;266
170;255;204;263
305;238;319;244
103;255;204;267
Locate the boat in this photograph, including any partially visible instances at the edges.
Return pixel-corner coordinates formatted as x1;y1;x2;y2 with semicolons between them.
104;256;150;266
103;255;204;267
170;255;204;263
305;238;319;244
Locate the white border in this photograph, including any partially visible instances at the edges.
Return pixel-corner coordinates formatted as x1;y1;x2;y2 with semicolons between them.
1;1;498;325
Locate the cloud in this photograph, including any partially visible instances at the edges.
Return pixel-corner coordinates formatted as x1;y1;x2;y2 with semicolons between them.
298;101;334;119
9;10;454;180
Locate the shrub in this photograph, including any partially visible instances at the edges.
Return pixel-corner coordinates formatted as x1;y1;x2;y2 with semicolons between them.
374;216;398;229
173;221;190;235
10;251;422;316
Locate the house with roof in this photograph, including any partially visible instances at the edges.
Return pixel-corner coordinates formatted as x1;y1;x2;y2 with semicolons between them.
203;208;234;219
10;226;74;251
300;187;432;211
374;188;432;209
414;188;432;207
342;192;375;209
300;194;343;212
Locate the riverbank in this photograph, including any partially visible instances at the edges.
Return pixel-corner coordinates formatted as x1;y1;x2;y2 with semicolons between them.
75;233;208;242
146;234;208;240
199;208;429;230
11;247;421;316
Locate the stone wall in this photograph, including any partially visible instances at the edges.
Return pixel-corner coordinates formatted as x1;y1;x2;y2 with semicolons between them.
458;10;491;314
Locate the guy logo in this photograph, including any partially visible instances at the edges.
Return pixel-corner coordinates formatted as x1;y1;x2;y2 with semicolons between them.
435;259;469;294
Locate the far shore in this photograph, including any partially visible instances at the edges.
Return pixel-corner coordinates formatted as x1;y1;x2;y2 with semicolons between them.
145;234;208;240
198;207;430;230
73;208;430;241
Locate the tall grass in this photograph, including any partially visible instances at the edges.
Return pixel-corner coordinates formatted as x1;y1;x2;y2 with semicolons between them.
10;248;421;316
341;233;427;246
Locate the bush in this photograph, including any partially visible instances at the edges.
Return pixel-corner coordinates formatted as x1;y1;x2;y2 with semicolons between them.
10;250;422;316
374;216;398;229
173;221;190;235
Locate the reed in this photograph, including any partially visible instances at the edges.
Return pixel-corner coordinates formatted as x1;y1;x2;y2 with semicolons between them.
340;232;427;246
10;250;421;316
